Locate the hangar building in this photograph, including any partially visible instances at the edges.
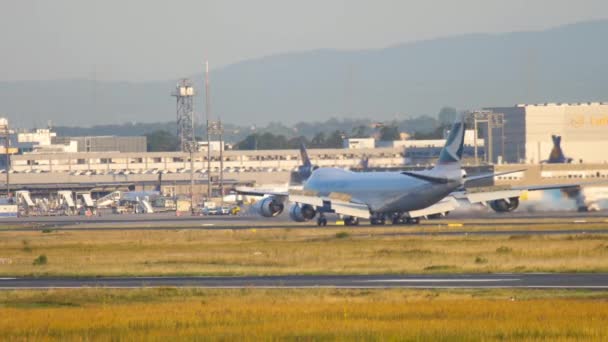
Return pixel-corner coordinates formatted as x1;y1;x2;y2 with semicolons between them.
484;102;608;164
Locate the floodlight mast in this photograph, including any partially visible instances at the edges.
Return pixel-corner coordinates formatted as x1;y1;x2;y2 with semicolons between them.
205;61;211;200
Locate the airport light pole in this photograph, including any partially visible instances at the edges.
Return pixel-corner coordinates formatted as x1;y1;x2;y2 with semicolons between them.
204;61;225;206
207;120;224;204
187;141;196;214
205;61;212;201
1;120;10;198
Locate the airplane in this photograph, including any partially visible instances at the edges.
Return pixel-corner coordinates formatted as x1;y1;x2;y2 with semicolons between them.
96;174;162;212
543;135;573;164
541;135;607;211
235;143;320;220
286;119;606;226
236;144;381;224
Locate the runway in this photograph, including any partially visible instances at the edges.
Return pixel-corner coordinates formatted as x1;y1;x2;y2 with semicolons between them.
1;210;608;231
1;213;608;239
1;273;608;289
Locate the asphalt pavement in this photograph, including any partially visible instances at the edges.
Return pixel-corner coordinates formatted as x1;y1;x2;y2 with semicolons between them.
1;273;607;289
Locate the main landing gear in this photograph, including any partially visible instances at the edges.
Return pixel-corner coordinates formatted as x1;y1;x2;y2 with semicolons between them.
316;214;328;226
343;216;359;226
370;213;386;225
333;213;421;226
390;213;420;225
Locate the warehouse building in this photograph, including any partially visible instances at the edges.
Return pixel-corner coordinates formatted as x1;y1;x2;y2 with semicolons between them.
53;136;146;153
484;102;608;164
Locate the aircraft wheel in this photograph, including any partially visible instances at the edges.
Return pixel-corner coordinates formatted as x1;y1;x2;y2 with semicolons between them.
371;216;385;225
317;217;328;226
344;216;359;226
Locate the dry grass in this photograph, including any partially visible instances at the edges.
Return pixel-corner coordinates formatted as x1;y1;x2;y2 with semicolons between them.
1;288;608;341
1;227;608;276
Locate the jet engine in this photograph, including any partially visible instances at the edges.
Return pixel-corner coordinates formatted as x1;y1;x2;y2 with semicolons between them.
489;197;520;213
255;197;285;217
289;203;316;222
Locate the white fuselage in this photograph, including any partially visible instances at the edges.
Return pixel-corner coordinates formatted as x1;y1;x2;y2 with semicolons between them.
303;167;462;213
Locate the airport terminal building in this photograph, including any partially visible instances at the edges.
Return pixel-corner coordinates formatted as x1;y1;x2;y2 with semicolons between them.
485;102;608;164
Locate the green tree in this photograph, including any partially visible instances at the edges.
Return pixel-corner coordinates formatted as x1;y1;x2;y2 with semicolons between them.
145;130;179;152
379;125;400;141
234;133;291;150
438;107;458;125
287;136;308;149
310;132;326;148
234;134;258;150
325;130;345;148
412;126;445;139
350;125;369;138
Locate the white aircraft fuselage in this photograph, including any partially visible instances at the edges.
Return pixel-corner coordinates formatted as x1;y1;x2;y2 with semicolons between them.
304;166;462;213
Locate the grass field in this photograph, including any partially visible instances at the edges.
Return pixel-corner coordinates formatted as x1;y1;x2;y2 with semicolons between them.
1;288;608;341
1;227;608;276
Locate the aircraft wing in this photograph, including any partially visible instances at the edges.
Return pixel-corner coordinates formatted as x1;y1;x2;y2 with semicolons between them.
455;179;608;205
291;191;459;219
452;189;524;204
407;197;459;218
331;202;371;218
511;180;608;191
464;169;526;184
234;186;288;198
289;191;371;219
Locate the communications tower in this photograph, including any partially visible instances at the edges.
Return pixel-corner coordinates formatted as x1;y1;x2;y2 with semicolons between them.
172;79;195;152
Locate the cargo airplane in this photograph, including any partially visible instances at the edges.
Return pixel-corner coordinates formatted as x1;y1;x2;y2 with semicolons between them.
240;120;603;226
541;135;608;212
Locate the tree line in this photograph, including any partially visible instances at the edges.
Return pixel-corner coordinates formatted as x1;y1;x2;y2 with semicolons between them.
142;106;460;151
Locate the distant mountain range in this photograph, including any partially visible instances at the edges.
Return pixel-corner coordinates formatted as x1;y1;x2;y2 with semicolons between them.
1;20;607;128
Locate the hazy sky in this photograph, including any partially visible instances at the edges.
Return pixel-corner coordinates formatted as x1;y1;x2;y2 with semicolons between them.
1;0;607;82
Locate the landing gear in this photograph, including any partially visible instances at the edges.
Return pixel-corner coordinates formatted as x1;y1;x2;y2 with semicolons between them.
408;217;420;225
370;213;386;225
344;216;359;226
391;214;402;225
390;213;420;225
316;214;328;226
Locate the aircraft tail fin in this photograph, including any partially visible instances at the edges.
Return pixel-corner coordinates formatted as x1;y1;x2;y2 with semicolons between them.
546;135;572;163
300;142;312;168
290;142;315;185
436;119;465;165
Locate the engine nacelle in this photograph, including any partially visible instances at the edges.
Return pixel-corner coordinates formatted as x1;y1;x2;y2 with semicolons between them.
489;197;520;213
255;197;284;217
289;204;316;222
